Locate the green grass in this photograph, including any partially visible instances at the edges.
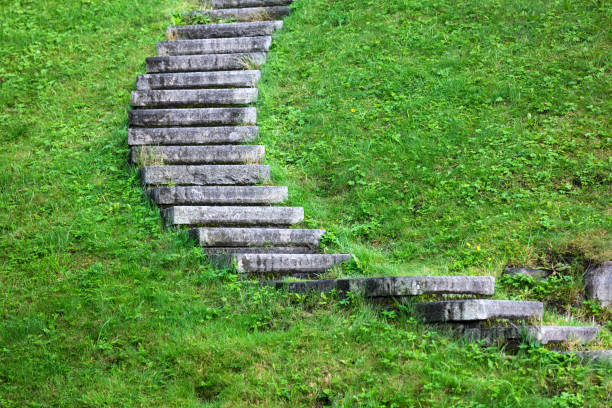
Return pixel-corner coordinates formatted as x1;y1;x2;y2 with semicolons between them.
0;0;611;406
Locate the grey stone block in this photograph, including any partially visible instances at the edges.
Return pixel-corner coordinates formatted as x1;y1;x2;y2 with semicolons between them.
211;0;292;8
416;299;544;322
128;126;259;146
503;266;551;279
131;89;258;107
136;71;261;90
190;6;291;22
569;350;612;364
190;227;324;247
264;276;495;297
147;185;287;205
157;37;271;56
129;108;256;127
140;165;270;186
131;145;264;165
464;326;599;344
167;21;282;40
233;253;352;274
162;206;304;226
203;246;316;255
585;261;612;307
146;53;267;73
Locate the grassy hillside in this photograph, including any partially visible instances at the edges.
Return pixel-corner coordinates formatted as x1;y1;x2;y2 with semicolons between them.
0;0;610;406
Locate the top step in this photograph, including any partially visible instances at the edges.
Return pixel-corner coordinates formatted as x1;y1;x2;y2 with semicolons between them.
167;21;283;40
210;0;292;9
189;6;291;22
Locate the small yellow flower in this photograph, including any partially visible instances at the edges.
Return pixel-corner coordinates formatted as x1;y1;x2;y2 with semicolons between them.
488;257;492;261
466;242;471;247
476;245;481;251
351;108;356;112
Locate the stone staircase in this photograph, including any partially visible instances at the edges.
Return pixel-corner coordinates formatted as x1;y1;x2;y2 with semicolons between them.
127;0;604;351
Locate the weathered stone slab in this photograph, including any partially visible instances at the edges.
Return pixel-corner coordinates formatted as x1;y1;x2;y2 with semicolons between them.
129;108;256;127
464;326;599;344
167;21;282;40
140;165;270;186
265;276;496;297
211;0;292;8
585;261;612;307
233;253;352;274
147;185;287;205
416;300;544;322
146;53;267;73
131;145;264;165
157;37;271;56
203;246;316;255
569;350;612;364
128;126;259;146
136;71;261;90
131;89;258;107
162;206;304;226
503;266;551;279
190;6;291;22
189;227;325;247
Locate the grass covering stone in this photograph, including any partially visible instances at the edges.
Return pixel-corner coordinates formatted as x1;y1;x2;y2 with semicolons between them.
0;0;610;406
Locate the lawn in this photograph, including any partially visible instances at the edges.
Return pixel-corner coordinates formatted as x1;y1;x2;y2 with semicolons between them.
0;0;610;406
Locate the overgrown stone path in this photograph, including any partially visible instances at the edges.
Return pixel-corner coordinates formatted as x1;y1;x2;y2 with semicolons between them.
127;0;607;359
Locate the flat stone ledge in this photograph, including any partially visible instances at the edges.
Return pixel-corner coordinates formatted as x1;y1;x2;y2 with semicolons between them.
203;247;317;256
232;253;353;274
146;53;267;73
128;126;259;146
264;276;495;297
167;21;283;40
190;6;291;22
147;185;287;205
463;326;599;344
136;71;261;90
211;0;292;9
131;88;258;107
416;299;544;322
140;164;270;186
129;107;256;127
568;350;612;364
131;145;264;165
162;206;304;226
190;227;324;247
157;36;271;56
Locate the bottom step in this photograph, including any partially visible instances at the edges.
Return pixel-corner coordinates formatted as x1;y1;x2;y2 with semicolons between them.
416;299;544;322
464;326;599;345
264;276;495;297
568;350;612;364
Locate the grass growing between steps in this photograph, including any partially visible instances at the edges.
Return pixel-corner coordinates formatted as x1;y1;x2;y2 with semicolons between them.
0;0;610;406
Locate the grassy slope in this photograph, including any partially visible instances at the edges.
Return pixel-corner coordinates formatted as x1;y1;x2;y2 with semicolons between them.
0;0;610;407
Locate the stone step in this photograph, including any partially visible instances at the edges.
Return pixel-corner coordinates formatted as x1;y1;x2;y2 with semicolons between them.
167;21;282;40
264;276;496;297
162;206;304;226
230;253;353;275
146;53;267;73
129;108;256;127
140;165;270;186
463;326;599;345
128;126;259;146
189;6;291;22
203;246;316;255
189;227;325;248
210;0;292;9
147;185;287;205
569;350;612;364
416;299;544;323
131;89;258;107
157;37;271;56
136;71;261;90
131;145;264;165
